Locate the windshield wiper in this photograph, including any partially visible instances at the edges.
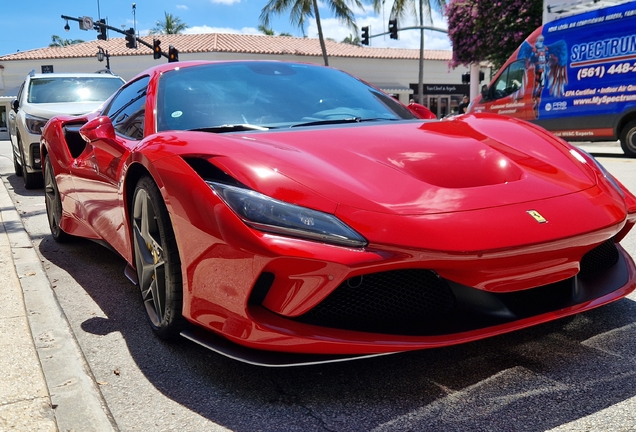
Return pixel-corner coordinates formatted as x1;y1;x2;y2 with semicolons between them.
291;117;361;128
290;117;398;128
189;124;271;133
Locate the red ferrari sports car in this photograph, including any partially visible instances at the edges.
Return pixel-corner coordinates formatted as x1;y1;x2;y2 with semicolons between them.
41;61;636;366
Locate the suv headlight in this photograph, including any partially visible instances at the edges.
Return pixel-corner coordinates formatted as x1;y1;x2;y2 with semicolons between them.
25;114;49;134
208;181;368;248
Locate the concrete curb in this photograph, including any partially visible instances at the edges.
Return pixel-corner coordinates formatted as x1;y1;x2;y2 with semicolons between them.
0;176;119;431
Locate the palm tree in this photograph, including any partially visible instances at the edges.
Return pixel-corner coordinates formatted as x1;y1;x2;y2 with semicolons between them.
150;12;188;35
260;0;363;66
49;35;84;47
258;25;276;35
342;34;360;45
374;0;446;104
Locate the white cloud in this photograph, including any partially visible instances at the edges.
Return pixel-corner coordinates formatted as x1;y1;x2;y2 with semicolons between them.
211;0;241;4
184;25;261;35
307;8;451;50
178;2;451;49
176;4;188;10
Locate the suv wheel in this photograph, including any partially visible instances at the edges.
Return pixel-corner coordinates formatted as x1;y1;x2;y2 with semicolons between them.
19;137;42;189
13;152;23;177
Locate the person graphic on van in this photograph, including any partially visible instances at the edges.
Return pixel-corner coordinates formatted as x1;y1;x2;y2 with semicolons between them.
518;36;568;118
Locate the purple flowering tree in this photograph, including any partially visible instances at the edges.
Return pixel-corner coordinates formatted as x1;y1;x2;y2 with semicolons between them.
445;0;542;69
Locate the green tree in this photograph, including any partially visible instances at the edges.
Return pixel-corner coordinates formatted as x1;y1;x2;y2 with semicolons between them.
260;0;363;66
258;25;293;36
49;35;84;47
259;25;276;35
446;0;542;69
373;0;446;104
342;34;360;45
150;12;188;35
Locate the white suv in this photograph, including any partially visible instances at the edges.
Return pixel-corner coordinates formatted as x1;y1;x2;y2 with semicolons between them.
7;71;125;188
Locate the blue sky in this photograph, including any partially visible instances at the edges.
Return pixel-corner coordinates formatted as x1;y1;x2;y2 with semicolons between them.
0;0;451;56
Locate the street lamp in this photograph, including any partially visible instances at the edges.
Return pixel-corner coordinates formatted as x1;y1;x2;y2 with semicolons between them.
64;20;70;32
96;46;110;70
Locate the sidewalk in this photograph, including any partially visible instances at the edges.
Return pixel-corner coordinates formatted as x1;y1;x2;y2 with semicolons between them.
0;141;118;431
0;185;55;431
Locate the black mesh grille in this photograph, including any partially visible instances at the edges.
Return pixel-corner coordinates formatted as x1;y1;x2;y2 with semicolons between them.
285;241;623;336
579;239;619;278
295;269;456;334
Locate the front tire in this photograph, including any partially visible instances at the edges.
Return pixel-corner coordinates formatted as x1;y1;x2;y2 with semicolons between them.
44;155;70;242
132;176;186;339
620;120;636;158
13;151;23;177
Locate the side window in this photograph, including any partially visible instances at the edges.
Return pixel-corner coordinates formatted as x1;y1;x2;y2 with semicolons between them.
16;81;25;107
492;60;525;100
103;76;149;140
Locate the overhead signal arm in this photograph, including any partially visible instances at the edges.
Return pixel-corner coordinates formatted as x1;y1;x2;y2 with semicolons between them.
60;14;173;60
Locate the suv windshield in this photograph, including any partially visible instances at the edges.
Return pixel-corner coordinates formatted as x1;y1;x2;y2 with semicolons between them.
156;62;416;132
27;77;123;104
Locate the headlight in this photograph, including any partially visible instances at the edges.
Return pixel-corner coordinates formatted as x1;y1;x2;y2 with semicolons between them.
25;114;49;134
571;148;624;198
208;181;367;248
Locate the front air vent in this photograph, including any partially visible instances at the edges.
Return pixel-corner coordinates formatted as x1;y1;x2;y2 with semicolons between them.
579;239;619;278
295;269;456;334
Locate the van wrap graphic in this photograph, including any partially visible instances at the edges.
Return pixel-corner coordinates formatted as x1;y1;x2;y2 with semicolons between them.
536;2;636;120
475;1;636;126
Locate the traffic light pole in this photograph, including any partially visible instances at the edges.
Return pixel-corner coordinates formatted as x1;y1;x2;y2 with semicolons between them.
61;14;170;60
366;25;448;40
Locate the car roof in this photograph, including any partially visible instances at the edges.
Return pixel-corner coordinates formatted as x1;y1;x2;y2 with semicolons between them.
28;72;123;79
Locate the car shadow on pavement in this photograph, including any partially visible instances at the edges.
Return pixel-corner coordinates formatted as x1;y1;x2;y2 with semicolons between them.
4;172;44;198
34;231;636;432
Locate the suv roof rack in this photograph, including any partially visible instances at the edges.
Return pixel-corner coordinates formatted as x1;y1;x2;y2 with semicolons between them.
95;68;116;75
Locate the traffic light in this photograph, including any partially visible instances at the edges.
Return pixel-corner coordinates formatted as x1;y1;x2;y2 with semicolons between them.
388;19;398;40
361;26;369;46
168;45;179;62
153;39;162;60
125;28;136;49
96;19;107;41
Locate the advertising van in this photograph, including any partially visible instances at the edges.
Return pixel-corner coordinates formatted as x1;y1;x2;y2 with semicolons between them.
469;1;636;156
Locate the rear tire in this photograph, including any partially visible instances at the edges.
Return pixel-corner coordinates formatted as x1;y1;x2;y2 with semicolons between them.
620;120;636;158
131;176;186;339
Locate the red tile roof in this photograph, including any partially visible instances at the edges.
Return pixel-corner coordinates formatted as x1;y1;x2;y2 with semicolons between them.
0;33;451;62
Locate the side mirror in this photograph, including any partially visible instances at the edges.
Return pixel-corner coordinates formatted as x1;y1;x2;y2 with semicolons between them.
80;116;116;142
79;116;124;156
407;102;437;120
481;85;489;100
11;99;19;112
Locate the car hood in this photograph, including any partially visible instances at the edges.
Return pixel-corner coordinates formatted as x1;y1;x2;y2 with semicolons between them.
25;102;103;119
195;115;598;215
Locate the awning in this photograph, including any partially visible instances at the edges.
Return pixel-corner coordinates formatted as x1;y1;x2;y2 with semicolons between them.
372;83;413;94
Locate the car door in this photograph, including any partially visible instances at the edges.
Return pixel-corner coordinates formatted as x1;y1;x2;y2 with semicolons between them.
477;60;535;121
73;76;149;254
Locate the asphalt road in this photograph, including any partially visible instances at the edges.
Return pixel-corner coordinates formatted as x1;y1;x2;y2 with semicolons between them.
1;139;636;432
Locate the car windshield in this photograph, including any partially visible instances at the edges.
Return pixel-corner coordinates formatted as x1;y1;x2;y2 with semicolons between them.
156;62;416;132
27;77;124;104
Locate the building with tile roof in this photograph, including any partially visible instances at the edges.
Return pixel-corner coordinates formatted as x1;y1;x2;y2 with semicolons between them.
0;33;485;138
